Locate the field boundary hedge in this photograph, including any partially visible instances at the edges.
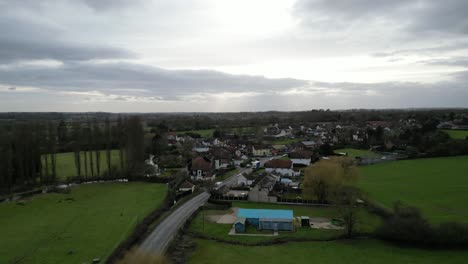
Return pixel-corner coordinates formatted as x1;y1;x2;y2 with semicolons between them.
105;173;192;263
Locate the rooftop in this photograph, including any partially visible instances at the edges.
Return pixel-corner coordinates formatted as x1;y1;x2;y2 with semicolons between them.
237;208;293;220
265;159;292;169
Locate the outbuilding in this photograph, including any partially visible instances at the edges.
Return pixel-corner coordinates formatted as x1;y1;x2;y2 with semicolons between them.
237;208;294;231
234;217;246;233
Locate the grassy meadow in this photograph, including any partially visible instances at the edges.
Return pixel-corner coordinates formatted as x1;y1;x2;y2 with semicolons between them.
266;138;304;145
43;150;122;181
177;129;215;138
0;182;166;264
189;239;468;264
442;129;468;139
335;148;379;158
359;156;468;224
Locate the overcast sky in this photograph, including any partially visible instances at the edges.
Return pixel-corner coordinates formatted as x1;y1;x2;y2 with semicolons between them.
1;0;467;112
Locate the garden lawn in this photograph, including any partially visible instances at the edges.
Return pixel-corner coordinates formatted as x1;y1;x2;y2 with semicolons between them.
188;239;468;264
43;150;121;181
359;156;468;224
216;168;240;181
335;148;379;158
0;182;166;264
442;129;468;140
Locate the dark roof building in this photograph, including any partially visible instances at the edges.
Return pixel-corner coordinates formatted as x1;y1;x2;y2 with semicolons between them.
264;159;292;169
191;156;212;171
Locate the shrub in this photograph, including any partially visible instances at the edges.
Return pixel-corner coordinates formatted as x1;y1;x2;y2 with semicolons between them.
375;203;468;248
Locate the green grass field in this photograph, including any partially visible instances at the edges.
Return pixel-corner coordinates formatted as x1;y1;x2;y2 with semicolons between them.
177;129;215;138
359;156;468;224
189;239;468;264
442;129;468;139
266;138;304;145
189;202;380;243
335;148;379;158
0;182;166;264
43;150;122;181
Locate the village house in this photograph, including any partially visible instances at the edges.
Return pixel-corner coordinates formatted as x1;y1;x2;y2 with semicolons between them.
252;145;271;156
302;140;318;149
264;159;299;177
179;180;195;193
209;147;232;169
289;150;315;167
236;173;253;186
189;156;214;180
248;175;278;203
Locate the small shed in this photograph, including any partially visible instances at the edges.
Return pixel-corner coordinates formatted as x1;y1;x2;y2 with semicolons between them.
234;217;246;233
301;216;310;227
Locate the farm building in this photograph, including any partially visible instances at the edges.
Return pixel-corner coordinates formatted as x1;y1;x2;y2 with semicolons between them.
235;208;294;233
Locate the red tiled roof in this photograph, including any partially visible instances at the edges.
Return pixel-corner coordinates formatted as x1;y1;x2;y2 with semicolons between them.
192;156;212;171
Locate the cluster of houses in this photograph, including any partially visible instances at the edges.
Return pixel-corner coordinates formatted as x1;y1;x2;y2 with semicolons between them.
164;120;431;199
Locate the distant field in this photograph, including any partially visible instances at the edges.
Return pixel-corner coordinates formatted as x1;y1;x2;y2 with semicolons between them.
189;202;380;243
0;182;166;264
335;148;379;158
43;150;121;181
359;156;468;224
177;129;215;137
189;239;468;264
267;138;304;145
442;129;468;139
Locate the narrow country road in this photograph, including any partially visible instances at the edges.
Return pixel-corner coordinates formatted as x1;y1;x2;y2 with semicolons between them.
138;155;279;253
139;192;210;253
214;156;281;190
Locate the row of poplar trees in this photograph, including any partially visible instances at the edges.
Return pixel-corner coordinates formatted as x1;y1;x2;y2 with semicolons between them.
0;116;144;194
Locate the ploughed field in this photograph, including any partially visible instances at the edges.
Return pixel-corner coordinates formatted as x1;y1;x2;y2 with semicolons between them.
0;182;166;264
359;156;468;224
189;239;468;264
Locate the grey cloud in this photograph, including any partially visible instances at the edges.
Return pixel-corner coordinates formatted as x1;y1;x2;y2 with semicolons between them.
8;87;16;91
0;5;135;63
0;62;309;99
0;0;141;11
294;0;406;20
371;40;468;58
420;57;468;67
0;38;135;63
409;1;468;35
80;0;143;11
1;68;468;111
294;0;468;36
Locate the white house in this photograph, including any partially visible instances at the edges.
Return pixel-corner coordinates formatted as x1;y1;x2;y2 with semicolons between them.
289;151;314;167
264;159;299;177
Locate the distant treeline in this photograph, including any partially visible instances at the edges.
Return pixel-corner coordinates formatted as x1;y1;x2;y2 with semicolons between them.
0;117;145;194
2;109;467;132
